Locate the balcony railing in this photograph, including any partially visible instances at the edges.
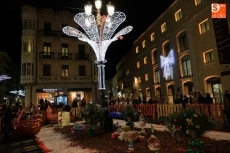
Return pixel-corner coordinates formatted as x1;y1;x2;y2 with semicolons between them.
58;53;72;60
37;76;92;83
39;52;54;59
38;30;70;38
75;54;89;60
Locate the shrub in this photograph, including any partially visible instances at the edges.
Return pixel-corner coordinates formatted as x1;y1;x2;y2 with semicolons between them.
167;108;213;138
120;106;141;122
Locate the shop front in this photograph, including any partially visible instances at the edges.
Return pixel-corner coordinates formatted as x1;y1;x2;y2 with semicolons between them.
36;88;65;106
67;88;92;106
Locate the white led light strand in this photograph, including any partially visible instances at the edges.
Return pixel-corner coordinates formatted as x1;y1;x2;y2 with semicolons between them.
160;50;174;78
0;75;11;81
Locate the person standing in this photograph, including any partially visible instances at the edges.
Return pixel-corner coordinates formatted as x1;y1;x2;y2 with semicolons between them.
224;90;230;122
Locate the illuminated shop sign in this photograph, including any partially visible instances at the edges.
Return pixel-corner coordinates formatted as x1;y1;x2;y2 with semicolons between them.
160;50;174;78
43;89;58;92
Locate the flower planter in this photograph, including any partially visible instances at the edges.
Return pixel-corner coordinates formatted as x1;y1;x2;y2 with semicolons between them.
13;119;41;137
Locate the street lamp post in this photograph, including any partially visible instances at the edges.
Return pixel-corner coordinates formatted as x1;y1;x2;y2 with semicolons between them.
62;0;132;108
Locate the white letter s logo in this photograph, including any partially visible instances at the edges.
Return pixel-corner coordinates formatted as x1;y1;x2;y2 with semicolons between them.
212;4;220;12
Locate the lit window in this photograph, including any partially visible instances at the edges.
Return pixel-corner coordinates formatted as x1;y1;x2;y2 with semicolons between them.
151;49;158;64
175;9;182;21
154;69;160;83
138;77;141;83
203;49;214;63
142;40;146;48
195;0;203;6
150;33;155;41
145;74;149;81
181;58;192;77
61;65;69;76
62;43;69;56
136;47;139;53
161;22;167;33
198;19;210;34
144;57;147;64
137;61;140;68
163;42;170;56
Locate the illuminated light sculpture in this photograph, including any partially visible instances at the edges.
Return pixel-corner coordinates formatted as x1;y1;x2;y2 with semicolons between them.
0;75;11;81
62;1;133;107
160;50;174;79
9;90;25;96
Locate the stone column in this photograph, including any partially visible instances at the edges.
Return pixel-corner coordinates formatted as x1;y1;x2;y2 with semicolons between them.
24;86;31;107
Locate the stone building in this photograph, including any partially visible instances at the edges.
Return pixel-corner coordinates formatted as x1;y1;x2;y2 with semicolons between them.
21;5;99;106
0;51;21;103
122;0;230;103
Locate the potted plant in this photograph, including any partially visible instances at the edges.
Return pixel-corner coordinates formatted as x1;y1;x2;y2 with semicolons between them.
80;102;103;136
120;106;141;130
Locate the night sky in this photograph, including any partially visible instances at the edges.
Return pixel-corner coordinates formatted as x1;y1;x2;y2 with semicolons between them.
0;0;174;79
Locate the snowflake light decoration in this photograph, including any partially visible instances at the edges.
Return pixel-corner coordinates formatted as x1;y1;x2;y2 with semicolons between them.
63;10;133;90
62;12;133;62
0;75;11;81
160;50;174;78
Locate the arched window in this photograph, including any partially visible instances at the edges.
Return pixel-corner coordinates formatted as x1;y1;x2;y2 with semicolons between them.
33;20;35;30
178;31;188;52
181;55;192;78
29;19;32;29
163;41;170;56
23;41;27;52
24;20;27;29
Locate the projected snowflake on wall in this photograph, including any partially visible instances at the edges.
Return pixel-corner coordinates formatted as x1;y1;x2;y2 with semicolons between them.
160;50;174;79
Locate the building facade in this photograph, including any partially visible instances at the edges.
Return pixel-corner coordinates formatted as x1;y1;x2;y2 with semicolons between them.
123;0;230;103
0;51;21;103
21;5;99;106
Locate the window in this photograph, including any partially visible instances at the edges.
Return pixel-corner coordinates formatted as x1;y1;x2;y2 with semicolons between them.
182;59;192;77
137;61;140;68
195;0;203;6
164;42;170;56
165;66;174;81
21;63;33;76
28;40;34;52
175;9;182;21
178;32;188;52
61;65;69;76
154;69;160;83
43;42;51;55
138;77;141;83
22;63;26;76
144;57;147;64
150;33;155;41
142;40;146;48
161;22;167;33
136;47;139;53
43;64;51;76
62;44;69;56
153;51;158;64
126;70;129;75
145;74;149;81
78;44;85;58
203;50;214;63
198;19;210;34
79;65;86;76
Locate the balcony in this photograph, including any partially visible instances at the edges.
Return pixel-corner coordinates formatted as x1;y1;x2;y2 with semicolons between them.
37;76;92;83
39;52;54;59
20;76;35;84
38;30;70;38
58;53;72;60
75;54;89;60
